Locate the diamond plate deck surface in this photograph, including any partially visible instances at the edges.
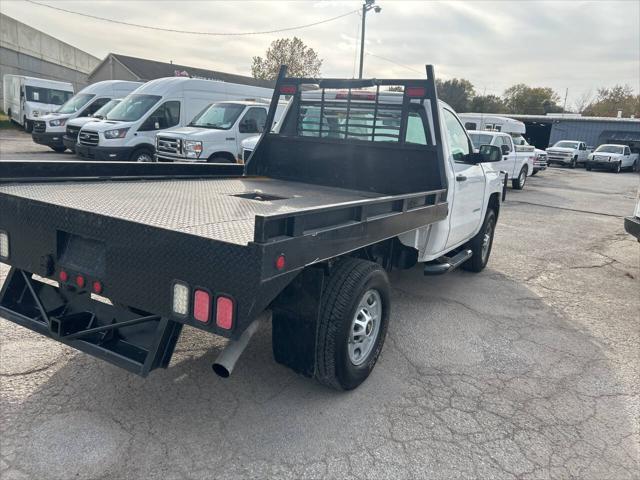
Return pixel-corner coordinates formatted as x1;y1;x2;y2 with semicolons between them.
0;178;378;245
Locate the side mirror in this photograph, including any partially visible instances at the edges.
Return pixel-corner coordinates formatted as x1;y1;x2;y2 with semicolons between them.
468;144;501;163
501;144;511;155
239;118;258;133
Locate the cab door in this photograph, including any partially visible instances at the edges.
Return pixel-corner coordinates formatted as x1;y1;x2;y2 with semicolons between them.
235;107;267;154
443;108;487;248
499;135;518;177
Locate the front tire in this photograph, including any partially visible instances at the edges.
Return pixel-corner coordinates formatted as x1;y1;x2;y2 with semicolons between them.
463;208;497;273
614;162;621;173
130;149;154;162
23;117;33;133
50;146;66;153
570;156;577;169
586;165;592;171
208;155;234;164
512;166;527;190
315;258;390;390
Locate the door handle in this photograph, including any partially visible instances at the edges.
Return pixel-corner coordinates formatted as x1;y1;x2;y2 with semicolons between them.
456;175;467;182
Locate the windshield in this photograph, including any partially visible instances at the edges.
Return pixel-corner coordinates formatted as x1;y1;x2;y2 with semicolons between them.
106;94;162;122
595;145;624;154
25;86;73;105
469;133;494;147
554;141;579;149
92;99;121;119
189;103;245;129
56;93;96;114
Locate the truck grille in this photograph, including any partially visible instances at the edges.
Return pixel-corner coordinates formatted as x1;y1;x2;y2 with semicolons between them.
79;131;99;146
33;121;46;133
156;136;182;157
66;125;81;141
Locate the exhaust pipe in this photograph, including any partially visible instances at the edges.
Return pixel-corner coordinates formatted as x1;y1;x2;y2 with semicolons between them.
212;313;264;378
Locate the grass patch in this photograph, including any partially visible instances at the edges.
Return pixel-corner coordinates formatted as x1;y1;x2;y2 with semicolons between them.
0;110;17;129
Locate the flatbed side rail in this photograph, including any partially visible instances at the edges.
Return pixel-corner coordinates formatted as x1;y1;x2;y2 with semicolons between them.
253;188;448;243
0;161;244;183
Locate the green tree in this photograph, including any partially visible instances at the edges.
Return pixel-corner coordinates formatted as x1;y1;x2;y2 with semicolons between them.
469;94;507;113
582;85;640;117
503;84;561;114
436;78;475;112
251;37;322;80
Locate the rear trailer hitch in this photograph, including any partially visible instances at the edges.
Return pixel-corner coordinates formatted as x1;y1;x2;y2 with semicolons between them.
0;268;182;376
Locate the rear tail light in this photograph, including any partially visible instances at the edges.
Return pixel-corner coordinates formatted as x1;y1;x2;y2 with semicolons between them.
75;275;85;288
59;270;68;282
406;86;426;98
0;231;9;259
216;296;234;330
280;85;297;95
193;289;211;323
172;282;189;316
92;281;103;294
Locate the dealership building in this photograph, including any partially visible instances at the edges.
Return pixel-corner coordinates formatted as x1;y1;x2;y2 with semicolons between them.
507;114;640;152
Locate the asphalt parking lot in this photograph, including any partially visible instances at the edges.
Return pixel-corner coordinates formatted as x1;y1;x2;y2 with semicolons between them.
1;128;638;479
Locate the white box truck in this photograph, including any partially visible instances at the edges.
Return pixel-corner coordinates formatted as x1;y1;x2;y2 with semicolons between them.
76;78;274;162
3;75;74;132
31;80;142;152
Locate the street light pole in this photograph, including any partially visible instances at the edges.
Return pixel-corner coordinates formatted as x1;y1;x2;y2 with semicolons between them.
358;0;381;79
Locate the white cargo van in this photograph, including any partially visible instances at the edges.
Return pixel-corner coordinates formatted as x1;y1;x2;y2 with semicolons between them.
62;99;123;152
155;100;286;163
76;78;274;162
32;80;142;152
3;75;74;132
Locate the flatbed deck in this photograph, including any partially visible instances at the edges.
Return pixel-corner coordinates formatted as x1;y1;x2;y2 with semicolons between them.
0;177;379;246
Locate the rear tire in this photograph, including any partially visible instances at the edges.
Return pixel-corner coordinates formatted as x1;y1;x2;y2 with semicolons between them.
463;208;497;273
315;258;390;390
50;146;66;153
512;166;527;190
531;170;538;176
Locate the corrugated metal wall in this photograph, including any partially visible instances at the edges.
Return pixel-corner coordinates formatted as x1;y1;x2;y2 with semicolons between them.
548;119;640;148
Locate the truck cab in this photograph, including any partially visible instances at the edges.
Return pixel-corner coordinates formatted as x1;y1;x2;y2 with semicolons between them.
155;101;285;163
468;130;533;189
76;78;274;163
31;80;142;152
546;140;590;168
2;75;74;133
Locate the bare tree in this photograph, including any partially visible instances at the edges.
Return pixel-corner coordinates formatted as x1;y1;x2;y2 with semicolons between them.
573;89;593;113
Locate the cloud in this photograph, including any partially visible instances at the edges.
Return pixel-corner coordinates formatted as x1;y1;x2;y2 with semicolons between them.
2;0;638;105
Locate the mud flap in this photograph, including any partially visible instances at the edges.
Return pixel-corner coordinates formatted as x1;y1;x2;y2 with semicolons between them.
0;268;182;376
271;266;325;377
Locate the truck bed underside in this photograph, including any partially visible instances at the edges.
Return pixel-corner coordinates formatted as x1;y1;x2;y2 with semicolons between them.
0;177;379;246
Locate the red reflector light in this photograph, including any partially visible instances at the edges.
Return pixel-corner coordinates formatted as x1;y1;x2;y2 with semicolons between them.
280;85;297;95
336;91;376;101
75;275;85;288
92;281;103;294
59;270;68;282
216;296;234;330
275;254;286;271
406;86;426;98
193;290;211;323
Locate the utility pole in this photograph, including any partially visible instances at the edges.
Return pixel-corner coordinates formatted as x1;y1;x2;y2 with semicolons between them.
358;0;382;79
562;87;568;114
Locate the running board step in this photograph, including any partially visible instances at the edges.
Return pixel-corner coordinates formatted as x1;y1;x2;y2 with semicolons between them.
423;249;472;275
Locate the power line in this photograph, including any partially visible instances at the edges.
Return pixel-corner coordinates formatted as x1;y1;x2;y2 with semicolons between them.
365;52;423;75
23;0;359;36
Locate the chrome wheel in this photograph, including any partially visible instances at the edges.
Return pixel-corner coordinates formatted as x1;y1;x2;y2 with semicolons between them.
519;169;526;188
481;217;495;264
135;152;153;162
348;289;382;366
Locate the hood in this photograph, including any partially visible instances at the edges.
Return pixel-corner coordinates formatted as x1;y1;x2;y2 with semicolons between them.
241;135;261;150
37;112;72;122
66;116;101;128
158;126;228;139
25;102;61;115
546;147;575;153
81;120;130;132
593;151;623;158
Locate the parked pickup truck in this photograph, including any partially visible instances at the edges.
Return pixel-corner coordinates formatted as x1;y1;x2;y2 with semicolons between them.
546;140;591;168
0;65;505;390
155;101;285;163
586;144;638;173
468;130;533;189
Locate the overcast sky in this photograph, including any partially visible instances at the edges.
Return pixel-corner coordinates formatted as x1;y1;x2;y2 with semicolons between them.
2;0;639;107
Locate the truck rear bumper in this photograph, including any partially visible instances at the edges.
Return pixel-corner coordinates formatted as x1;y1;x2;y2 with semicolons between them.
32;132;64;148
76;144;134;161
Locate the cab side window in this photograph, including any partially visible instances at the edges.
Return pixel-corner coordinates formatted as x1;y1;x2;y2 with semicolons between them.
239;107;267;133
502;135;513;152
81;97;111;117
443;109;471;161
625;146;631;155
140;101;180;131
